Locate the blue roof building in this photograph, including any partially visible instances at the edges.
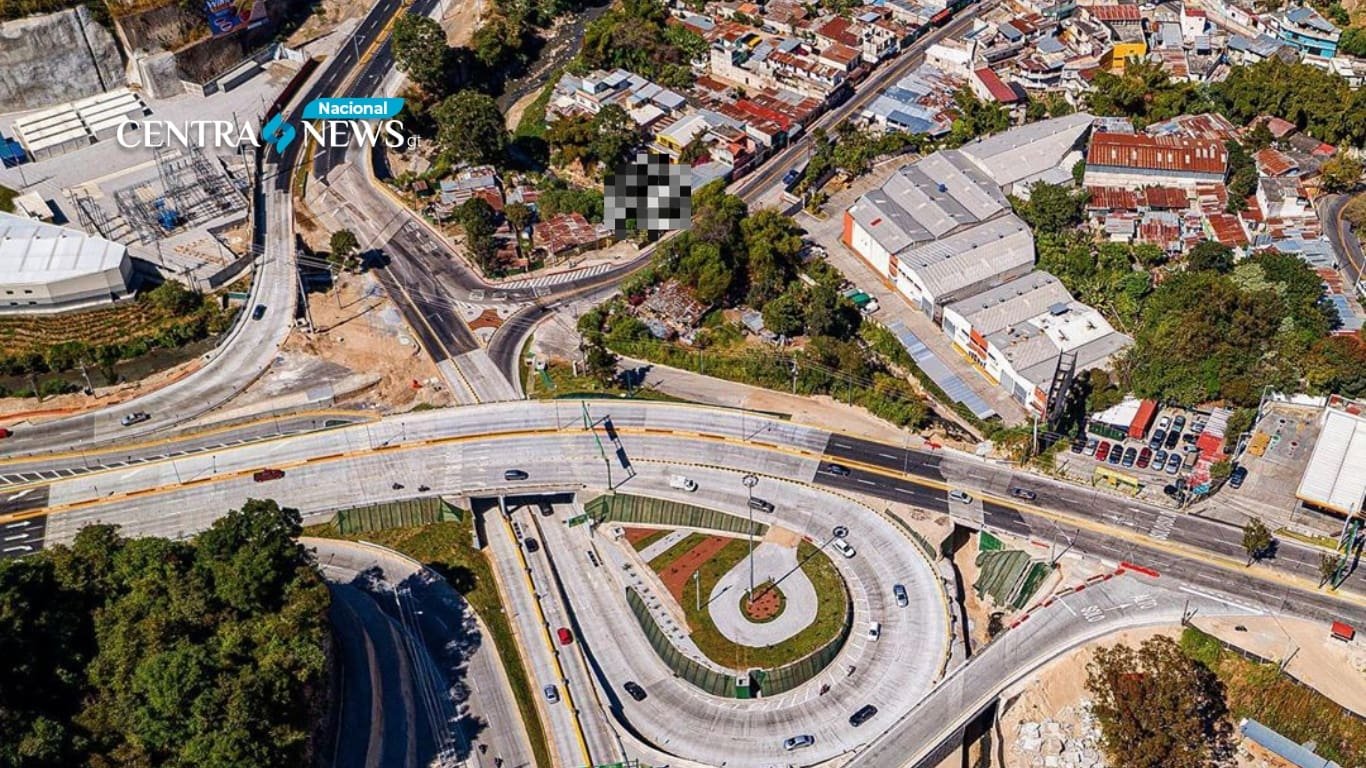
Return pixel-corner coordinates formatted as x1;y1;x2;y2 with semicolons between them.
1239;719;1342;768
1276;5;1340;58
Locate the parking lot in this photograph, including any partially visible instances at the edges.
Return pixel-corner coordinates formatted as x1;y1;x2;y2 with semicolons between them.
1059;405;1223;505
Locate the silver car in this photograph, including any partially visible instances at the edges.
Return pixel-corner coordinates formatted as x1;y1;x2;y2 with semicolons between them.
543;685;559;704
783;734;815;751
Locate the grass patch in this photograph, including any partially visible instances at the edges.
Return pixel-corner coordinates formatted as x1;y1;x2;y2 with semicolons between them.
1274;527;1338;550
647;532;708;571
1180;627;1366;766
514;70;561;140
0;185;16;213
304;518;553;768
630;528;671;552
528;361;686;402
683;540;849;669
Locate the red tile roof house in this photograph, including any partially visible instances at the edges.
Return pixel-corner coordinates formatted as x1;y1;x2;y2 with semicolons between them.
970;67;1021;103
1082;132;1228;191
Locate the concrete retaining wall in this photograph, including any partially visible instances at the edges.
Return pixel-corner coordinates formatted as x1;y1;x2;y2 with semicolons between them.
0;6;123;112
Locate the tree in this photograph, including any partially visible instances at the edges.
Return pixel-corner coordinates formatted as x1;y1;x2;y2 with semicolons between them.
1187;241;1234;273
1319;552;1342;586
329;228;361;272
761;288;806;337
589;104;639;170
1241;516;1273;565
504;202;533;253
1319;154;1363;194
456;197;499;271
391;16;451;94
741;209;804;306
1087;59;1203;127
804;284;861;340
146;279;202;315
1013;182;1086;234
1086;636;1234;768
432;91;508;166
583;337;619;384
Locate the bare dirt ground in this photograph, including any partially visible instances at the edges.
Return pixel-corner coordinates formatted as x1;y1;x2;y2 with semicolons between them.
441;0;485;47
287;0;374;46
657;535;733;607
268;273;454;412
504;88;545;131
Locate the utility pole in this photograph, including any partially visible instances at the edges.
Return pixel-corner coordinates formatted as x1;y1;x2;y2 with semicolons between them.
743;473;759;601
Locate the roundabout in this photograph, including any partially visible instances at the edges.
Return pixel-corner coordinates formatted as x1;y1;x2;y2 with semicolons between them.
18;401;954;767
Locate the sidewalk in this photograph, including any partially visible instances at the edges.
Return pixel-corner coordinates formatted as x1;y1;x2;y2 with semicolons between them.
618;354;923;446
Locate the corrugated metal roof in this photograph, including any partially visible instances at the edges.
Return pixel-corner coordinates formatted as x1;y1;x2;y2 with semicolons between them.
944;270;1072;336
1087;132;1227;175
1239;719;1341;768
1296;407;1366;514
0;212;128;283
958;112;1094;189
887;320;997;419
895;215;1035;299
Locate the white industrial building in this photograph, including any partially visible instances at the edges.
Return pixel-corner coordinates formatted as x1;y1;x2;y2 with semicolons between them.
843;114;1097;321
1296;402;1366;517
941;271;1131;413
0;212;135;312
842;149;1035;320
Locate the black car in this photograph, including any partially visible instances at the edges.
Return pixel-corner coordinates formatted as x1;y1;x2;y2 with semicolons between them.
1070;439;1085;454
251;304;267;321
1163;430;1181;450
1121;446;1137;467
1009;487;1037;501
849;705;878;727
524;538;539;553
504;469;529;481
1172;415;1187;433
1228;465;1248;489
1148;429;1166;451
824;463;851;476
623;682;647;701
748;497;776;513
538;502;555;517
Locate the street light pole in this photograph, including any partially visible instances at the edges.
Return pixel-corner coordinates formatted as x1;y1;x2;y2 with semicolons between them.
743;473;759;601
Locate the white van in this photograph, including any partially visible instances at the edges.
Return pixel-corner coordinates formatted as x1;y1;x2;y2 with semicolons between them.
831;537;856;558
670;475;698;492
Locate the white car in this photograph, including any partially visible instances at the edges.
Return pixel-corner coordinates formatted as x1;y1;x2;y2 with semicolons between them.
831;537;856;558
867;621;881;640
669;474;698;492
948;489;973;504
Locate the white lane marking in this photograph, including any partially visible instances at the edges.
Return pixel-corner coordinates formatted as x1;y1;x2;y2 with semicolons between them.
1178;586;1265;614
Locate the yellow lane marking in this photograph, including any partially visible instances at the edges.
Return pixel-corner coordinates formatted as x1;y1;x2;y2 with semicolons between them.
10;425;1362;609
0;409;375;469
499;512;595;768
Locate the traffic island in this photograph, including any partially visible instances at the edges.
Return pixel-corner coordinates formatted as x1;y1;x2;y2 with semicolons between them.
742;581;786;623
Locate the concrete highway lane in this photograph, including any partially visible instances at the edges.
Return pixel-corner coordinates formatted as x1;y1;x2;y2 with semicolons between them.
0;514;46;559
327;583;437;768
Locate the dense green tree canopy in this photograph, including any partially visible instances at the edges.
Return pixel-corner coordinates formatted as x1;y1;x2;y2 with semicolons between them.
1087;636;1234;768
392;16;452;95
0;500;329;768
433;91;509;167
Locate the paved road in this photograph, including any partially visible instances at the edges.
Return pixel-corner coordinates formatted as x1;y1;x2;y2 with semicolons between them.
0;0;405;456
312;537;533;768
10;401;1363;614
1321;193;1365;294
7;401;1361;765
849;574;1255;768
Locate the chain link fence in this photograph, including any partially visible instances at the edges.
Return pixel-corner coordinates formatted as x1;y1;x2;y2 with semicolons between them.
587;494;767;537
626;587;735;696
333;497;461;534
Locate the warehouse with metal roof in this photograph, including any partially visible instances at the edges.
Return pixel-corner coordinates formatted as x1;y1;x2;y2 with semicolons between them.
842;148;1035;318
1296;402;1366;516
0;211;134;313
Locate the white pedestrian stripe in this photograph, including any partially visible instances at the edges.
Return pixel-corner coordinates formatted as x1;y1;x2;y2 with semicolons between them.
499;262;613;290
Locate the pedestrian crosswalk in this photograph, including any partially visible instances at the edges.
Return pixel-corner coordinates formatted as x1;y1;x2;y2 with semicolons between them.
499;262;614;290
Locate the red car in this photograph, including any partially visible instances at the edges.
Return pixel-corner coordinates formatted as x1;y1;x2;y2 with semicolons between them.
253;468;285;482
1095;441;1112;462
557;627;573;645
0;428;11;439
1137;447;1153;469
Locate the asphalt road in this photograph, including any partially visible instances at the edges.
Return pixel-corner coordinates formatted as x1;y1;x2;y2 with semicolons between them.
1321;193;1365;293
313;537;532;768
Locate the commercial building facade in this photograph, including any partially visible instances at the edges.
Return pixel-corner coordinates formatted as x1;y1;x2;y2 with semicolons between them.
0;212;134;312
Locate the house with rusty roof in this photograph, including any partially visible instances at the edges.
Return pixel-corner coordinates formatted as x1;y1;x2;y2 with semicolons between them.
1083;132;1228;191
